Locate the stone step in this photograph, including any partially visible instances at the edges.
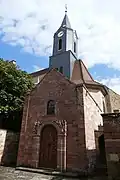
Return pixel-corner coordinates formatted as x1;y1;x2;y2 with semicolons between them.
16;167;87;178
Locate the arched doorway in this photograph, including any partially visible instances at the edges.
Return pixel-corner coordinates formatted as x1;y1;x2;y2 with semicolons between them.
39;125;57;169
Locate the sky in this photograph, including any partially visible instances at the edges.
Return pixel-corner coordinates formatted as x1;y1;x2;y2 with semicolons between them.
0;0;120;94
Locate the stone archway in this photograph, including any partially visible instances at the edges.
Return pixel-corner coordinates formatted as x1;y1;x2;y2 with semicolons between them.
39;125;57;169
33;118;67;170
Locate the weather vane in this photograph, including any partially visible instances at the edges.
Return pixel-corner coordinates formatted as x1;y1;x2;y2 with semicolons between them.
65;4;67;14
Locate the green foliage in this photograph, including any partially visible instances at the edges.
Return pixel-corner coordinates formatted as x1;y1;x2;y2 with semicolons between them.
0;58;34;114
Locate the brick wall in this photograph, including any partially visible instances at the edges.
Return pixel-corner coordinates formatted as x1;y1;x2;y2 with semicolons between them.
17;69;88;172
0;129;19;166
102;113;120;178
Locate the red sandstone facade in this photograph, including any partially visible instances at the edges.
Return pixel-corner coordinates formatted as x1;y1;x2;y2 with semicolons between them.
17;70;88;172
16;61;120;176
16;11;120;176
0;11;120;180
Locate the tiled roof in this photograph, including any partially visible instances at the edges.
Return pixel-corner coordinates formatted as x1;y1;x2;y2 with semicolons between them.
71;59;108;95
61;14;72;29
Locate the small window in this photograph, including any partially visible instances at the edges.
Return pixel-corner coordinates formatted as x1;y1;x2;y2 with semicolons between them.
59;66;63;74
47;100;55;115
55;68;58;71
58;39;62;50
74;42;76;53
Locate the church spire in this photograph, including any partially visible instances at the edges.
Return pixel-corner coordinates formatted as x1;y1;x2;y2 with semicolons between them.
61;5;71;29
50;8;78;79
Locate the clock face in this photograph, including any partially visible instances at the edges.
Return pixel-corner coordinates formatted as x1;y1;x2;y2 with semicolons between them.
57;31;64;37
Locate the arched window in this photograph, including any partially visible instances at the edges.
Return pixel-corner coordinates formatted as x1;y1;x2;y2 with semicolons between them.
74;42;76;53
58;39;62;50
59;66;63;74
47;100;55;115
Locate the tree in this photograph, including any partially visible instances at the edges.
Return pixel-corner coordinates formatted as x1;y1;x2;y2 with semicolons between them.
0;58;34;115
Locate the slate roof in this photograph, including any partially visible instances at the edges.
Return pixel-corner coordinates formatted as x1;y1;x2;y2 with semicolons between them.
61;14;72;29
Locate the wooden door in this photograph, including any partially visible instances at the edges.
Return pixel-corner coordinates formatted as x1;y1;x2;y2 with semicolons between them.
39;125;57;169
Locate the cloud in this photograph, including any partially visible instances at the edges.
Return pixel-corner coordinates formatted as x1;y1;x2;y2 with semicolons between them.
98;76;120;94
1;0;120;70
32;65;43;72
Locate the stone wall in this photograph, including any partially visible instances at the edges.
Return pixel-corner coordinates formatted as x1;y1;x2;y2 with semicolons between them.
0;129;19;166
88;88;105;113
102;113;120;179
106;88;120;113
83;86;104;171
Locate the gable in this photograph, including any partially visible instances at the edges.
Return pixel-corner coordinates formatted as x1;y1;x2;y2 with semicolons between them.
30;69;76;98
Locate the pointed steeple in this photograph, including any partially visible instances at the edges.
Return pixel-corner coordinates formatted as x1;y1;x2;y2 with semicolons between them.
50;7;78;79
61;5;72;29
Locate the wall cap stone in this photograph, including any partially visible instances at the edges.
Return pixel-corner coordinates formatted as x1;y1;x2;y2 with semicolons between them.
101;112;120;118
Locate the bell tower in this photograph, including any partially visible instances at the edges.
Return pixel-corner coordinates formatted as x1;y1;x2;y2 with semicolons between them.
49;7;78;79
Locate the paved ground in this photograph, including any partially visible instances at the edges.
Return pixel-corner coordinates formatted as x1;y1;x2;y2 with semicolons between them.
0;166;80;180
0;166;108;180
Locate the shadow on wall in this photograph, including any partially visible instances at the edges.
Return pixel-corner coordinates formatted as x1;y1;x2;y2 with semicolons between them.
86;134;107;176
0;130;20;167
0;110;22;167
0;110;22;132
51;177;63;180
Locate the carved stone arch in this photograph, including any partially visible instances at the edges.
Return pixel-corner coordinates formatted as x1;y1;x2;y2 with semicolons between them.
32;118;67;170
39;120;62;137
33;118;67;136
32;119;67;171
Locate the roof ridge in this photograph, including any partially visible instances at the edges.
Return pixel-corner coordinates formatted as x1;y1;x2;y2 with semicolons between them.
30;68;49;76
78;59;85;83
79;59;94;81
35;68;76;87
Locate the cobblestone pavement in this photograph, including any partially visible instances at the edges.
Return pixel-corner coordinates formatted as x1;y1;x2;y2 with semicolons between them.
0;166;108;180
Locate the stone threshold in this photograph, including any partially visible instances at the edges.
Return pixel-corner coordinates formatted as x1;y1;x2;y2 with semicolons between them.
16;166;87;178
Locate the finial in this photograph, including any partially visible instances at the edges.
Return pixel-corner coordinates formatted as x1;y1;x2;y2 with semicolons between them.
65;4;67;14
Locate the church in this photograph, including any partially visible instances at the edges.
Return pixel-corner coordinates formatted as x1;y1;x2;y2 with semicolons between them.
17;10;120;175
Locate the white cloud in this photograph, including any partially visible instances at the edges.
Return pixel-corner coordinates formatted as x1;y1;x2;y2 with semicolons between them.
32;65;43;72
1;0;120;69
98;76;120;94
